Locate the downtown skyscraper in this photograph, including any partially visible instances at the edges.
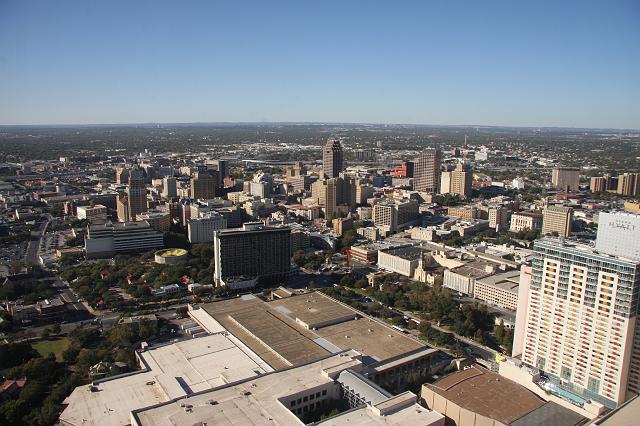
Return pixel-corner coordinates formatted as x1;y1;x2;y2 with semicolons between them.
322;137;344;179
413;148;441;193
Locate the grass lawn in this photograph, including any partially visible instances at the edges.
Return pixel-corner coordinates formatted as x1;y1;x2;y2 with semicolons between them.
32;337;71;362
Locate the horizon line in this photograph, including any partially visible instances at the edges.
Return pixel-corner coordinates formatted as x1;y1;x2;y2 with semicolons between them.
0;121;639;132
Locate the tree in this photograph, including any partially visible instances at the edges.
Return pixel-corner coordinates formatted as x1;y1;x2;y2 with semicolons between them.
51;323;61;334
339;275;354;288
176;306;188;318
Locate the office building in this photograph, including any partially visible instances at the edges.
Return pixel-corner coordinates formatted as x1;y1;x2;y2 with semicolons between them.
447;206;478;221
187;212;227;243
441;163;473;197
116;195;129;223
551;167;580;192
190;170;219;199
510;211;543;232
439;170;452;195
213;223;291;288
136;211;171;233
85;221;164;258
355;182;375;205
125;168;148;222
473;269;520;311
322;137;344;178
115;165;130;185
542;205;573;237
595;211;640;262
332;216;353;236
390;160;414;178
76;204;107;224
161;176;177;198
489;206;511;232
514;238;640;407
373;199;419;234
311;176;355;219
413;148;441;193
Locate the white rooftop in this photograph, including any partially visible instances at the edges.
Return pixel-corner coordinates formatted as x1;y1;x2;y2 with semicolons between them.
60;333;272;426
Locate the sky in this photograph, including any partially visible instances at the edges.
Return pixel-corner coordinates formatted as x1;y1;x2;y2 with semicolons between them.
0;1;639;129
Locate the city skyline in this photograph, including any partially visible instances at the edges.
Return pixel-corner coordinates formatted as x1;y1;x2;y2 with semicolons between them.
1;1;639;129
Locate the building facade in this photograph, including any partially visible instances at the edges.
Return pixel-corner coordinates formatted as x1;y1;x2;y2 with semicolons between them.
510;211;543;232
517;238;640;407
551;167;580;192
213;223;292;288
322;137;344;178
413;149;441;193
542;205;573;237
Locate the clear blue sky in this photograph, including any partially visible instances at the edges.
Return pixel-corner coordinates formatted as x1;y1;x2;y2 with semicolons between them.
1;0;638;128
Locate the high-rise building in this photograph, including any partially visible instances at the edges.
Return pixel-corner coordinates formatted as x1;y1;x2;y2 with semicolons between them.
162;176;177;198
214;159;229;179
125;168;148;222
542;205;573;237
413;149;441;193
488;206;511;232
190;170;219;200
115;165;130;185
551;167;580;192
595;211;640;262
373;199;419;234
213;223;291;288
617;173;640;196
514;238;640;407
439;171;452;195
441;163;472;197
311;176;355;219
322;137;344;178
116;195;129;223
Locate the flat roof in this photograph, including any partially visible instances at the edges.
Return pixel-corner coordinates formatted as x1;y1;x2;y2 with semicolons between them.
132;351;443;426
269;291;357;328
59;334;271;426
200;292;425;367
450;259;496;278
426;366;545;425
476;270;521;294
133;351;360;426
379;245;425;261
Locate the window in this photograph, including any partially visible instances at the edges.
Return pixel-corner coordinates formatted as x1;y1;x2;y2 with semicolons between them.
310;393;315;400
303;396;308;402
322;390;327;396
290;401;295;407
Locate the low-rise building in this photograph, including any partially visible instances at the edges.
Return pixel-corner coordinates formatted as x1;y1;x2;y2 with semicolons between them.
473;269;521;311
85;221;164;258
422;365;586;426
76;204;107;224
509;211;543;233
136;210;171;232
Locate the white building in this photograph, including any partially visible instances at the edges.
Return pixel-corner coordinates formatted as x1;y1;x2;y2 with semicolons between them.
514;238;640;408
595;211;640;262
510;211;543;232
187;213;227;243
512;177;525;190
85;221;164;258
